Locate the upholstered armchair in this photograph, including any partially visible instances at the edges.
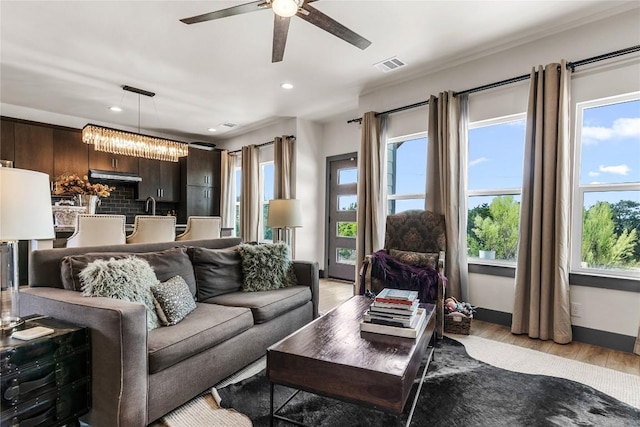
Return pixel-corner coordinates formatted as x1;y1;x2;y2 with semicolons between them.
360;209;446;338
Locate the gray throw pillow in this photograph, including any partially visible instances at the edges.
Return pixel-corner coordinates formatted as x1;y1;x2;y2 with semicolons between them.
151;276;197;326
188;246;243;301
61;247;197;296
79;257;160;330
237;242;297;292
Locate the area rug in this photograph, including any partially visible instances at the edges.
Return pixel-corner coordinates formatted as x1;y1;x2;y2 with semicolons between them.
214;337;640;427
159;336;640;426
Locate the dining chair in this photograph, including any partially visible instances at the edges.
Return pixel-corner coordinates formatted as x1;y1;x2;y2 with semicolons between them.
126;215;177;244
66;214;127;248
175;216;221;241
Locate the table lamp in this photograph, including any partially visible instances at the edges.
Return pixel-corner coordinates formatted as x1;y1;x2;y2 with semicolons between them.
1;166;54;333
267;199;302;256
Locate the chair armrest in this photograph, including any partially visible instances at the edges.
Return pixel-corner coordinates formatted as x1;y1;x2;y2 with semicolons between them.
292;261;320;319
20;287;148;427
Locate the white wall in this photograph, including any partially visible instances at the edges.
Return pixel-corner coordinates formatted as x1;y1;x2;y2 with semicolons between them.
318;10;640;339
294;119;323;264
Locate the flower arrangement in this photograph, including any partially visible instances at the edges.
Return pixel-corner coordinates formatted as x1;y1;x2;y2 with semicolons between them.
53;173;115;198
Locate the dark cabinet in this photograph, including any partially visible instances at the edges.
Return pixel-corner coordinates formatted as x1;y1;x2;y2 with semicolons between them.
138;158;180;202
183;185;220;217
53;128;88;178
14;122;54;178
0;119;15;162
178;147;221;223
185;148;220;187
89;146;138;174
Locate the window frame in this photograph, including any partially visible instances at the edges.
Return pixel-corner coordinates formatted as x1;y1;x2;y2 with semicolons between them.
259;161;274;243
570;92;640;280
234;166;241;237
466;113;526;266
386;131;428;214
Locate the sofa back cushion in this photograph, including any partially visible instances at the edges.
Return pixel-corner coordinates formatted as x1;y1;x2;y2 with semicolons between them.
61;247;197;296
188;246;243;301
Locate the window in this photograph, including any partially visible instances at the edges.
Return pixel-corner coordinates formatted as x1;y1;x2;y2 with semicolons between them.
234;167;241;237
261;162;274;242
467;114;526;263
386;133;427;214
572;93;640;278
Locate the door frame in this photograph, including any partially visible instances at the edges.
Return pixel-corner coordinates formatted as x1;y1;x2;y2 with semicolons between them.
324;152;358;280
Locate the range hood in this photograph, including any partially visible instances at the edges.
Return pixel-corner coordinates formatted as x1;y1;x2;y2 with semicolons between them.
89;169;142;183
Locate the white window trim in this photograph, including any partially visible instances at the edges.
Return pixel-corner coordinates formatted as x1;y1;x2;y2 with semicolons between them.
571;92;640;280
234;166;241;237
467;113;526;265
386;131;428;212
259;161;274;243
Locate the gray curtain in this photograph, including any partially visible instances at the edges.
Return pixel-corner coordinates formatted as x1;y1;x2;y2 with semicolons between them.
426;91;469;301
356;112;386;286
274;135;294;199
220;150;236;230
273;135;296;251
511;61;572;344
240;145;260;242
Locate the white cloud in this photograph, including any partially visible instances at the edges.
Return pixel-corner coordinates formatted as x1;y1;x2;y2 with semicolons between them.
613;118;640;137
587;171;600;177
582;117;640;145
599;164;630;176
469;157;489;167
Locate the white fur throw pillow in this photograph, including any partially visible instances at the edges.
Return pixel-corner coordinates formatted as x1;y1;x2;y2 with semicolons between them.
79;256;161;330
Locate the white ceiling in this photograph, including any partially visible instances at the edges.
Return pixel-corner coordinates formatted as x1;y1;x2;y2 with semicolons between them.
0;1;635;143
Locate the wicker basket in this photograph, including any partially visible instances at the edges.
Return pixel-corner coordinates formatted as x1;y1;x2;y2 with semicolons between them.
444;312;472;335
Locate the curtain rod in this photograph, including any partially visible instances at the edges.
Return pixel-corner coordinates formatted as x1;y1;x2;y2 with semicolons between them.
347;44;640;124
227;135;295;154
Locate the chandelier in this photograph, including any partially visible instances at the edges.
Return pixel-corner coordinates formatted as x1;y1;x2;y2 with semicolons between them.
82;85;189;162
82;125;188;162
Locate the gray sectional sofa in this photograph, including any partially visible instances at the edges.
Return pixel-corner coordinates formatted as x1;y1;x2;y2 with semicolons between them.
21;237;319;426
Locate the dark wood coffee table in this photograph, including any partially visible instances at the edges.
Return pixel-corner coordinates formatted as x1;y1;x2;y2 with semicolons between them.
267;295;436;426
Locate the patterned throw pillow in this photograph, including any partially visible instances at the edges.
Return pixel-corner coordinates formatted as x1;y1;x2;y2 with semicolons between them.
79;257;161;330
237;242;297;292
389;249;439;269
151;276;197;326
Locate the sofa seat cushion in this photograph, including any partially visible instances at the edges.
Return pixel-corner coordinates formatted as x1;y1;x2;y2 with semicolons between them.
148;303;253;374
203;286;311;324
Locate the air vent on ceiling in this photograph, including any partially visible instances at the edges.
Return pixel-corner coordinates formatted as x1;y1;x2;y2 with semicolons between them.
221;122;238;128
373;56;407;73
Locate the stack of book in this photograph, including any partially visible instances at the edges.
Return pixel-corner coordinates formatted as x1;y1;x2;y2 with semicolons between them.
360;288;427;339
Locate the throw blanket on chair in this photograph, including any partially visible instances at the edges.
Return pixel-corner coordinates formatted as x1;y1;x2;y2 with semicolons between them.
365;250;440;302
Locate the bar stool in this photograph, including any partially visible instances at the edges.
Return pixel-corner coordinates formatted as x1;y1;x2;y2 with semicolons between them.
126;215;176;244
175;216;221;241
66;214;127;248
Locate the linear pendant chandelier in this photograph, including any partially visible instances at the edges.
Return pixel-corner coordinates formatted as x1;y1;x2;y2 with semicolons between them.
82;85;189;162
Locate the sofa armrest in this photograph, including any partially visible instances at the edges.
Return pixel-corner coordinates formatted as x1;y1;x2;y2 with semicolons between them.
20;287;148;427
292;261;319;319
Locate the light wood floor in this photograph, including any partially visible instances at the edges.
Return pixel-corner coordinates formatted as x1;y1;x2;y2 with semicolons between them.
319;279;640;376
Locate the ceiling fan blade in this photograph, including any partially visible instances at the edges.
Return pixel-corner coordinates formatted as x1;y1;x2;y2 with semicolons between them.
180;1;268;25
272;15;291;63
297;3;371;50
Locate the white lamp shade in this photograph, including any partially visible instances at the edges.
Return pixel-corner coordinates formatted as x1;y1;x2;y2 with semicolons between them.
0;168;55;241
267;199;302;228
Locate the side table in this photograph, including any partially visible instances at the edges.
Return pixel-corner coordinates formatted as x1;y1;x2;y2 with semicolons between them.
1;316;91;427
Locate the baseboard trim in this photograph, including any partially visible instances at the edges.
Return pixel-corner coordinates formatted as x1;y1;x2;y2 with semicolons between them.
474;308;636;353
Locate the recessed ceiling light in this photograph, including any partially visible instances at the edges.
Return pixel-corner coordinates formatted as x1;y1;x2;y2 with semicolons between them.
281;83;294;89
207;128;217;132
109;106;122;112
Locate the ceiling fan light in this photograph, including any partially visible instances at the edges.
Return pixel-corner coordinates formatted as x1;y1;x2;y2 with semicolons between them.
272;0;301;18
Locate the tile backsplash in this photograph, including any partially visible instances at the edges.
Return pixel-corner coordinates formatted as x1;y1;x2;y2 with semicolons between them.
52;185;179;224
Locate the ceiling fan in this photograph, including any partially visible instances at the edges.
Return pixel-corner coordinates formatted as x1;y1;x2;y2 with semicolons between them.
180;0;371;63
